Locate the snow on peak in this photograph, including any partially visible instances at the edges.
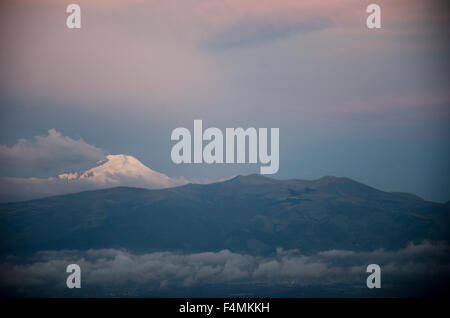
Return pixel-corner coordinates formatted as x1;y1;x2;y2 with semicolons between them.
58;154;184;188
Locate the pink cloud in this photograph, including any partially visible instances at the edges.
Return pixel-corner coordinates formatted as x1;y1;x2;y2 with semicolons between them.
0;0;446;113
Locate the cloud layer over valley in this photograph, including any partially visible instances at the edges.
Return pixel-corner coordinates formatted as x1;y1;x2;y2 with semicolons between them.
1;241;449;297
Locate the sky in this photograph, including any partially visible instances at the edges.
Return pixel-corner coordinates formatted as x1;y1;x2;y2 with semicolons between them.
0;0;449;202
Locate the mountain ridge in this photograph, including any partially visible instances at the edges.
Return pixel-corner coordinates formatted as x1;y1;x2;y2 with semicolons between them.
0;173;429;204
1;174;448;257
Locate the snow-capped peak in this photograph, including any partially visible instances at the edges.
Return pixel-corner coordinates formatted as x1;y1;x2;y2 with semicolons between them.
58;154;184;188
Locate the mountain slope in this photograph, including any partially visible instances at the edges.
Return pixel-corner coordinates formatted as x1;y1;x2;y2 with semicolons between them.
0;174;448;256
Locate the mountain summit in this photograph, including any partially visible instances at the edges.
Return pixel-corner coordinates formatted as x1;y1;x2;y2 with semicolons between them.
58;154;178;187
0;155;186;202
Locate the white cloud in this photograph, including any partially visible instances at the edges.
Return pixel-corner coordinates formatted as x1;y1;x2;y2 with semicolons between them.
0;129;106;175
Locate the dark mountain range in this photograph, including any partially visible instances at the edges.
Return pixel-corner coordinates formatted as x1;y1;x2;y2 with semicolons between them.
0;174;449;256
